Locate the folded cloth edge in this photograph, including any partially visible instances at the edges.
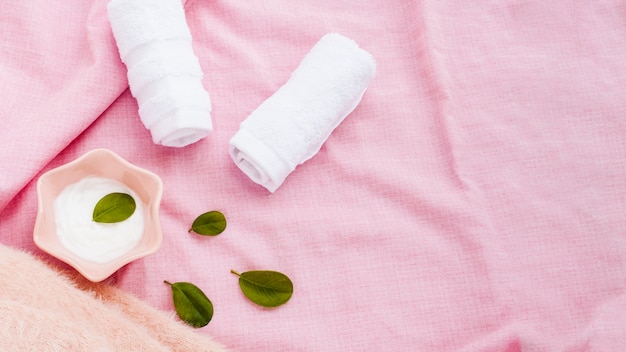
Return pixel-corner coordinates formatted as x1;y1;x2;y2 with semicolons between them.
229;128;294;192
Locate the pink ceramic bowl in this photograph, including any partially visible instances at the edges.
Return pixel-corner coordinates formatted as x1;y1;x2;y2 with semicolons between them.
34;148;163;282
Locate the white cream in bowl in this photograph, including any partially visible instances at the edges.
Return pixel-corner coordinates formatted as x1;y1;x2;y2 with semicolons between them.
53;176;144;263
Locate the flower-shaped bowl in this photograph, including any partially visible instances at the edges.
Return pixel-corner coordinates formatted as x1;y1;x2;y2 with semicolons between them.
33;148;163;282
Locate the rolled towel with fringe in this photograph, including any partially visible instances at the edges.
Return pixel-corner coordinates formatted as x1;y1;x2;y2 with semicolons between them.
107;0;212;147
229;33;376;192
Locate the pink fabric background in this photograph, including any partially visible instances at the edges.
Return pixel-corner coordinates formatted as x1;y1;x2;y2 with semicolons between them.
2;0;626;350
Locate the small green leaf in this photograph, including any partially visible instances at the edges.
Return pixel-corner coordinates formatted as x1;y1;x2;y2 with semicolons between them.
189;210;226;236
92;192;136;223
231;270;293;307
164;281;213;328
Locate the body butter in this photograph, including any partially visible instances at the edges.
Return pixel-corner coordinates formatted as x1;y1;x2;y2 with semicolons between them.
54;176;144;263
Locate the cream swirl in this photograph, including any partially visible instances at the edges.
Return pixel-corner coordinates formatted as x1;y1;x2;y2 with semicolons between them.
54;176;144;263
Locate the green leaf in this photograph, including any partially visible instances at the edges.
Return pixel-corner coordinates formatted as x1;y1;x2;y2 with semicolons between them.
92;192;136;223
231;270;293;307
189;210;226;236
164;281;213;328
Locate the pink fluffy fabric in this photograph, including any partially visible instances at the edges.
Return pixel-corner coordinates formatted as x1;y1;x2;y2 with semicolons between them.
0;244;227;351
1;0;626;350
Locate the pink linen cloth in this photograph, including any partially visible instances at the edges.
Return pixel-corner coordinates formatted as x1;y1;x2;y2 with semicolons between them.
1;0;626;351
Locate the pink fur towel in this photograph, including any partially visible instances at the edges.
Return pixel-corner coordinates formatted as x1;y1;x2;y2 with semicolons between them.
0;243;227;351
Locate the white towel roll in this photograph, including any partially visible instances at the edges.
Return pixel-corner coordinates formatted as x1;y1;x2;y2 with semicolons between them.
229;33;376;192
107;0;213;148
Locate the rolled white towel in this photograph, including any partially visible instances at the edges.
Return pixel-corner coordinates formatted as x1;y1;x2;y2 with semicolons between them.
229;33;376;192
107;0;212;148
